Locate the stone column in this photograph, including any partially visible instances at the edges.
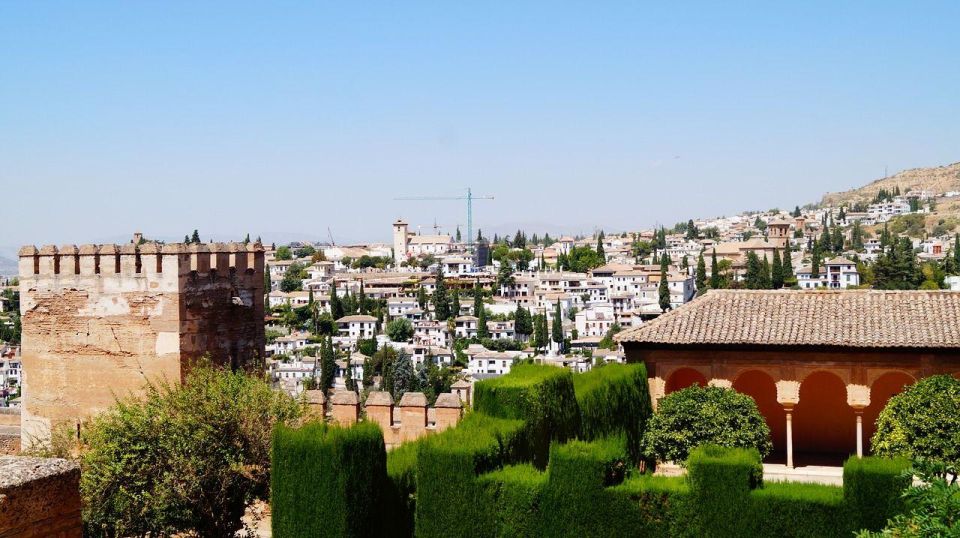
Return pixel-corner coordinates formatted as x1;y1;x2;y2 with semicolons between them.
776;380;801;468
648;377;666;411
329;390;359;426
398;392;428;443
708;378;732;389
846;384;871;458
433;393;463;432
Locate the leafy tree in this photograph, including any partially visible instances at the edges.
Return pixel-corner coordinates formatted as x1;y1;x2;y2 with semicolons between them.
873;237;920;290
496;263;515;292
358;337;377;357
386;318;414;342
598;323;621;350
80;362;300;537
275;246;292;260
642;385;772;464
294;245;316;259
658;255;671;312
695;251;707;295
872;375;960;470
685;219;698;240
432;266;449;321
514;304;533;339
279;262;305;292
320;336;336;394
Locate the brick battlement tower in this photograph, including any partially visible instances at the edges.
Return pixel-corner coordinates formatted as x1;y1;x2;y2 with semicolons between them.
17;241;265;446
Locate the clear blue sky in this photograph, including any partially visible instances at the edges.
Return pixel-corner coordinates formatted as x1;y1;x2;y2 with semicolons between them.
2;1;958;250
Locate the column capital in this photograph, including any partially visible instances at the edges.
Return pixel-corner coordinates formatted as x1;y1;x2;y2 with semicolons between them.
776;380;801;407
846;383;871;409
708;378;732;389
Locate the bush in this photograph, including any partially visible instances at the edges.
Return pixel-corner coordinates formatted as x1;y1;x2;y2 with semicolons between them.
573;363;653;465
747;482;845;537
81;363;301;537
843;456;911;533
386;317;414;342
686;445;763;537
858;461;960;537
414;412;529;538
643;385;772;464
474;364;581;468
872;375;960;469
272;421;389;537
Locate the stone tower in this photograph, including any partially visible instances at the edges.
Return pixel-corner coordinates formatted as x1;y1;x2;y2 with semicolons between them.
393;219;409;265
767;219;792;250
17;241;265;446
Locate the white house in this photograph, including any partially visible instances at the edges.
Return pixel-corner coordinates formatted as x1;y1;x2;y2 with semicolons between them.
337;315;378;340
796;257;861;289
575;304;616;338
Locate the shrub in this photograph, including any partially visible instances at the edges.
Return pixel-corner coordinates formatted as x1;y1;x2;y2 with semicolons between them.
643;385;772;464
414;412;528;538
747;482;845;537
686;445;763;537
872;375;960;469
538;436;631;536
858;461;960;537
81;362;301;537
474;364;581;468
477;464;546;537
573;363;653;465
386;317;414;342
843;456;911;533
271;421;389;537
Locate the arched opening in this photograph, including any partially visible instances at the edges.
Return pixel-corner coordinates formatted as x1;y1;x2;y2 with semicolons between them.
864;371;914;455
733;370;784;461
793;371;855;464
665;367;707;393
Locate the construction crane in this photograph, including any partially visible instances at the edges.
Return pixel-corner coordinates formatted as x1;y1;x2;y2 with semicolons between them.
394;188;494;248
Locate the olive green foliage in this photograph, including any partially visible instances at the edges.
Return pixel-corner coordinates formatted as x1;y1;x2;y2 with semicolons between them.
843;456;912;533
272;421;392;537
747;481;845;537
872;375;960;468
81;363;301;537
643;385;772;463
573;363;653;464
476;464;546;537
473;364;581;468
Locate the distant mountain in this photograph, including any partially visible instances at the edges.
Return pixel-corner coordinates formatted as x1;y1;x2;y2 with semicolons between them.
0;254;17;278
821;162;960;207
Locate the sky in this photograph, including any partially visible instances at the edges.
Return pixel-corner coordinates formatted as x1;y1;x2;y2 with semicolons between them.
1;1;959;252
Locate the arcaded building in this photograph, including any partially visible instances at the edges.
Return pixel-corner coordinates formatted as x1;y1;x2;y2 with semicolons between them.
17;241;265;446
618;290;960;467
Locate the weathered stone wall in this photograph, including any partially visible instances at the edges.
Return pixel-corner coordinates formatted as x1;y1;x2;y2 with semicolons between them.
18;242;265;447
0;456;81;537
328;390;463;449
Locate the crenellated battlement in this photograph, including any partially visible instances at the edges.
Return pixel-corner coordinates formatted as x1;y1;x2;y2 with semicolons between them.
18;242;264;277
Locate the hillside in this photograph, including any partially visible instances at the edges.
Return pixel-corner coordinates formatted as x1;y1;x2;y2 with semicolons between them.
821;161;960;207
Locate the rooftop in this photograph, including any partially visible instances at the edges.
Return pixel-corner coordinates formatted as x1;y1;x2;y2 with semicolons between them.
616;289;960;349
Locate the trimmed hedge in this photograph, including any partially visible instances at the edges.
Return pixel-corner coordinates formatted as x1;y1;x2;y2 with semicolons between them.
747;482;845;537
477;464;546;537
474;364;581;468
843;456;911;533
413;412;528;538
573;363;653;465
687;445;764;536
271;421;389;537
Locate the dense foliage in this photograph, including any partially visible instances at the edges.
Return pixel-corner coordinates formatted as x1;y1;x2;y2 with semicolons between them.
871;375;960;469
858;461;960;537
573;363;653;464
643;385;772;463
81;363;301;537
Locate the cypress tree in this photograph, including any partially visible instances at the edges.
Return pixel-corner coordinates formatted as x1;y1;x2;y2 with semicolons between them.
596;236;606;261
782;249;796;287
357;281;368;315
320;336;336;394
191;229;201;243
330;280;344;320
710;249;720;289
695;251;707;294
954;234;960;268
760;254;772;289
344;356;357;392
477;300;489;339
472;281;483;317
772;249;783;289
243;233;250;244
658;256;671;312
417;285;428;311
551;301;564;351
433;266;449;321
745;252;762;289
450;290;461;318
811;247;822;279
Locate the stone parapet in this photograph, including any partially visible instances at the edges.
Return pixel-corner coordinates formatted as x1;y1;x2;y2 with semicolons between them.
0;456;81;537
326;391;463;449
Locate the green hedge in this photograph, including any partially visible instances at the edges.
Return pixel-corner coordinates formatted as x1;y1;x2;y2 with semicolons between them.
477;464;546;538
747;482;845;537
573;363;653;464
271;421;389;537
414;412;528;538
843;456;911;533
611;474;692;538
686;445;764;537
474;364;581;468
